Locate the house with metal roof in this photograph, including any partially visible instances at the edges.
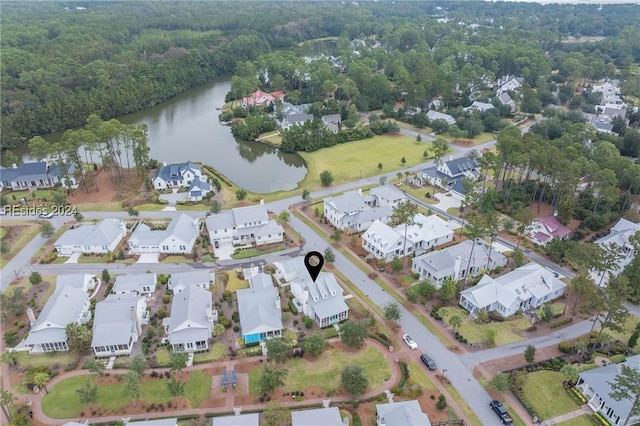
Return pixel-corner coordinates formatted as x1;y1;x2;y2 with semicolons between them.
426;110;456;126
24;282;91;353
91;294;148;357
169;270;214;294
376;400;431;426
56;273;99;292
368;185;406;210
125;418;178;426
576;355;640;426
237;284;283;344
162;285;215;353
275;257;349;328
211;412;259;426
152;161;211;201
206;201;283;247
363;214;454;261
0;161;78;190
418;157;480;200
321;114;342;133
292;406;343;426
54;219;127;256
113;273;157;296
281;113;314;130
590;218;640;286
128;214;200;254
412;239;507;288
323;190;393;234
459;262;566;317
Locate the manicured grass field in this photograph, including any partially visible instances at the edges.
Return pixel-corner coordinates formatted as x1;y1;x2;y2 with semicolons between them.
231;246;284;259
75;201;124;211
400;184;440;205
14;351;77;369
176;204;209;211
407;360;438;391
225;272;250;292
160;255;192;263
136;203;168;211
248;346;390;395
439;307;531;346
3;189;58;201
522;370;579;420
42;371;211;418
194;343;226;363
78;254;109;263
156;349;172;367
556;415;593;426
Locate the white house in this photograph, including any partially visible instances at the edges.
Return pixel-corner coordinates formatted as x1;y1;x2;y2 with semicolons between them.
322;114;342;133
152;161;208;191
418;157;480;200
24;283;91;353
275;257;349;328
113;273;157;296
91;294;148;357
126;419;178;426
163;285;215;353
591;218;640;285
54;219;127;256
368;185;406;209
464;101;495;112
496;75;524;94
211;413;259;426
236;285;283;344
576;355;640;426
323;190;393;234
0;160;78;190
376;400;431;426
128;214;200;254
412;239;507;287
206;201;284;247
186;177;212;202
282;113;314;130
527;215;571;246
426;110;456;125
459;262;567;317
56;273;100;292
169;270;214;294
362;214;454;261
497;91;516;112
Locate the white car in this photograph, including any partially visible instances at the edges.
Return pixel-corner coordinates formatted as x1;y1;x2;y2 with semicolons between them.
403;334;418;350
39;211;54;219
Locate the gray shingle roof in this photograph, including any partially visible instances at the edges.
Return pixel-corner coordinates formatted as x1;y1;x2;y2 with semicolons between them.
211;413;259;426
325;191;367;214
91;294;143;347
249;273;274;289
128;418;178;426
291;407;343;426
426;110;456;125
153;161;200;183
113;273;156;293
0;161;75;184
286;113;314;124
232;204;269;226
129;214;198;246
369;185;405;204
376;400;431;426
169;270;212;291
166;285;212;343
237;286;282;336
412;240;506;280
55;219;124;248
206;211;235;232
56;273;94;289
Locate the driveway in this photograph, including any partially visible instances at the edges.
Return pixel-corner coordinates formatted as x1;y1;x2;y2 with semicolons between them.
433;192;462;210
64;252;82;264
215;242;235;261
159;189;188;206
136;253;159;263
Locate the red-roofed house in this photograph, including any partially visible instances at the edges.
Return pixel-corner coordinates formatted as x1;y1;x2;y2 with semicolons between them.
242;90;286;107
527;216;571;246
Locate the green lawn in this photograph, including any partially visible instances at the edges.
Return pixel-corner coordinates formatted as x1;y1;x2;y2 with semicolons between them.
78;254;110;263
439;307;531;346
4;189;58;202
400;184;440;204
136;203;168;211
15;351;76;368
42;371;211;418
601;316;640;351
194;343;226;363
161;255;192;263
249;346;390;395
231;246;285;259
176;204;209;211
522;370;579;420
156;348;171;367
225;273;250;292
75;201;124;211
556;415;594;426
406;360;438;391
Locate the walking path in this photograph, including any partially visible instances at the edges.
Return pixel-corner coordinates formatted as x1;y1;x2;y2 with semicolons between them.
540;405;592;425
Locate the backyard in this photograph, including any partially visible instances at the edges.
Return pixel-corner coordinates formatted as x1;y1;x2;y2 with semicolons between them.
248;344;391;395
521;370;579;420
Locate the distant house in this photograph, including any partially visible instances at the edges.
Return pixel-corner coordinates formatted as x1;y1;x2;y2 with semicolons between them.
426;110;456;125
321;114;342;133
91;294;148;357
128;214;200;254
497;92;516;112
206;201;284;247
496;75;524;94
528;216;571;246
24;282;91;353
152;161;211;201
412;240;507;287
464;101;495;113
282;113;314;130
241;89;286;108
54;219;127;256
236;285;282;344
592;81;623;105
56;273;100;292
211;413;259;426
275;257;349;328
362;214;454;261
0;161;78;190
169;270;214;294
163;285;216;353
125;419;178;426
292;407;343;426
368;185;406;209
376;400;431;426
576;355;640;426
323;190;392;234
591;218;640;285
113;273;157;296
418;157;480;199
459;262;567;317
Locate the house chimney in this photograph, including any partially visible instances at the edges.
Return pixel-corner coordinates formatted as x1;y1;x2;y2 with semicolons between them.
12;163;18;169
131;307;142;337
379;418;386;426
233;407;242;416
162;161;167;167
27;308;36;327
275;295;281;310
323;399;331;408
453;256;462;282
449;155;453;162
357;188;362;196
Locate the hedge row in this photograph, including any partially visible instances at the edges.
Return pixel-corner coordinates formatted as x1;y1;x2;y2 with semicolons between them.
550;317;573;329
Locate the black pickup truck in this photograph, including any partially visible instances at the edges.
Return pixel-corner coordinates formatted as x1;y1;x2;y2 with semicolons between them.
490;400;513;424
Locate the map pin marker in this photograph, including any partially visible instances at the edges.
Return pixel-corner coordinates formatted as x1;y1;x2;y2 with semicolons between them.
304;251;324;283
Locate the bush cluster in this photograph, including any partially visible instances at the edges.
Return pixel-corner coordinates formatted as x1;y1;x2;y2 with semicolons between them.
550;317;573;329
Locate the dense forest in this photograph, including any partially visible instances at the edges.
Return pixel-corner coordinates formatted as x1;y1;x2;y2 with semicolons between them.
2;1;640;150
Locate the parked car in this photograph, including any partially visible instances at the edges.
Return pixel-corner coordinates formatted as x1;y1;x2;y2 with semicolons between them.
39;211;54;219
402;334;418;350
490;400;513;424
420;353;436;370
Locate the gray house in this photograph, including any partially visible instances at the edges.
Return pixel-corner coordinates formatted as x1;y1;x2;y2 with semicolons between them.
376;400;431;426
324;190;392;234
206;202;284;247
321;114;342;133
113;273;157;296
0;161;78;190
91;294;148;357
576;355;640;426
55;219;127;256
237;285;283;344
211;412;259;426
128;214;200;254
163;285;216;353
418;157;480;200
282;113;314;130
292;407;343;426
169;270;214;294
412;240;507;288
